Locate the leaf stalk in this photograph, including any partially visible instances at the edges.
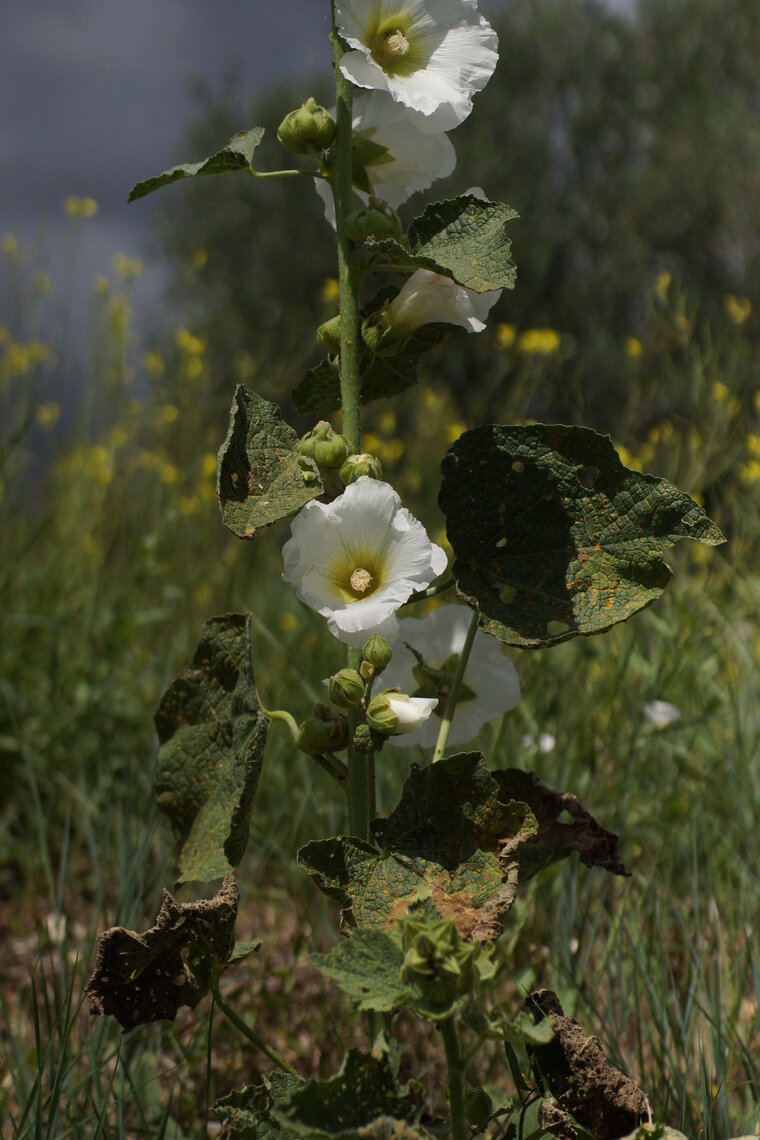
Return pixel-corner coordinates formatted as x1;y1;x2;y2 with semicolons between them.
432;609;479;762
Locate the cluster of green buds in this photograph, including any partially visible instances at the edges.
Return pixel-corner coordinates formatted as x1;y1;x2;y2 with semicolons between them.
277;97;335;156
399;914;493;1020
298;420;352;470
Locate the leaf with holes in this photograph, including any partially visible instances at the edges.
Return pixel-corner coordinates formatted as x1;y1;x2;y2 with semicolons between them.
299;755;628;942
128;127;264;201
86;876;238;1030
218;385;322;538
154;613;268;883
271;1049;424;1138
215;1073;304;1139
439;424;724;649
363;195;518;292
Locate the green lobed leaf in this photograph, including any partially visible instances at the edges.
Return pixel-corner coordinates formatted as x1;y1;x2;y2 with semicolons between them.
154;613;268;883
217;385;323;539
271;1049;424;1138
363;195;518;292
128;127;264;202
86;875;238;1031
312;928;410;1013
439;424;725;649
299;755;627;943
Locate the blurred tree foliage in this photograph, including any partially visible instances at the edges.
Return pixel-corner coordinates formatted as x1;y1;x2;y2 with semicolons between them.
156;0;760;431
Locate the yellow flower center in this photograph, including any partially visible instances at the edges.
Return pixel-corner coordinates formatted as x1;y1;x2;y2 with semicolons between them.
350;568;374;595
368;12;423;76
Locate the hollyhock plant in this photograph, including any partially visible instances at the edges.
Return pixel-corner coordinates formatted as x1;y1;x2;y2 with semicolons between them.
282;477;447;647
316;90;456;222
381;604;521;747
334;0;499;132
367;691;439;734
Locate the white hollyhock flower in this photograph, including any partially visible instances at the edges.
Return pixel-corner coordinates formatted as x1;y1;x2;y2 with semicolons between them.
316;91;455;223
282;477;447;647
385;268;501;334
642;700;680;730
368;691;439;734
335;0;499;133
381;604;521;748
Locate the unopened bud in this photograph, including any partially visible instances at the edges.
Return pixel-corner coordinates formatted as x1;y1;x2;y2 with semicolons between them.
345;200;403;245
317;315;341;353
361;633;393;674
326;668;364;709
366;691;437;736
277;97;336;155
296;704;348;754
299;421;352;469
361;310;403;357
465;1088;493;1129
340;452;383;484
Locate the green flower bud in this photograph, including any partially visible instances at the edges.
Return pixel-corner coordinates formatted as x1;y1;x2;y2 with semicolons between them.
340;452;383;485
345;200;403;245
277;97;335;155
317;315;341;353
399;915;485;1018
361;310;404;358
465;1088;493;1129
299;421;352;469
362;633;393;674
366;692;399;735
359;659;375;681
326;668;364;709
296;704;348;754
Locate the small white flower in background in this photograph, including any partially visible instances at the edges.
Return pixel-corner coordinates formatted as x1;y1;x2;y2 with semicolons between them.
380;604;520;748
282;477;447;647
385;268;501;334
520;733;557;754
642;700;680;730
335;0;499;133
315;91;455;223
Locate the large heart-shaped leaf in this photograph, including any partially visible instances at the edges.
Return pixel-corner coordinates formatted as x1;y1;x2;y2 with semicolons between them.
128;127;264;202
217;385;322;539
364;195;518;292
154;613;268;883
439;424;725;648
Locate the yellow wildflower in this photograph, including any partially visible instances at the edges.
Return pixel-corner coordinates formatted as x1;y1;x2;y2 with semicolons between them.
739;460;760;486
421;386;437;409
160;462;180;486
723;294;752;326
109;424;130;449
517;328;560;356
320;277;340;304
495;322;516;349
33;274;52;295
377;410;397;434
654;271;671;301
615;443;643;472
178;495;202;516
113;253;142;281
175;328;206;356
200;453;218;480
36;402;60;427
746;434;760;460
93;275;110;296
191;248;208;271
279;612;298;632
711;380;730;403
2;234;18;258
445;422;466;444
143;350;165;379
185;357;203;380
159;403;179;425
624;337;642;359
64;196;98;220
193;583;212;608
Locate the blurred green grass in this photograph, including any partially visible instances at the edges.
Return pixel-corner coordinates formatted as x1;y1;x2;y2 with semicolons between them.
2;0;760;1133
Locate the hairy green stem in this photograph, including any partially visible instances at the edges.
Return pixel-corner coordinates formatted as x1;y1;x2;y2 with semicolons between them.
440;1017;468;1140
332;7;374;839
211;978;299;1077
432;610;479;763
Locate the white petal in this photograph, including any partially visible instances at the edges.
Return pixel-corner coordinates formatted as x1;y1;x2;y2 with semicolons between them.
642;700;680;729
388;269;500;335
387;694;439;733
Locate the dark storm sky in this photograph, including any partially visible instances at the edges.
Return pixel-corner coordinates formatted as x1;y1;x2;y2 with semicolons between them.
0;0;632;317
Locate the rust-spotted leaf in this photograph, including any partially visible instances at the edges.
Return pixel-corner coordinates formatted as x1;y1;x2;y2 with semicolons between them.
218;385;322;539
439;424;724;648
154;613;268;883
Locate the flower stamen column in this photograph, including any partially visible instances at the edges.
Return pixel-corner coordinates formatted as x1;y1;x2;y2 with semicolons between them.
331;2;370;840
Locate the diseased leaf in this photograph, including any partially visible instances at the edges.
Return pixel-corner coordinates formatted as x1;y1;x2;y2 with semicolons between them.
271;1049;423;1138
292;328;451;415
492;769;629;880
364;195;518;292
128;127;264;201
439;424;725;648
299;753;536;943
525;989;649;1139
218;385;322;539
312;928;410;1013
215;1073;303;1139
86;876;238;1030
154;613;268;883
229;939;263;965
300;756;627;943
